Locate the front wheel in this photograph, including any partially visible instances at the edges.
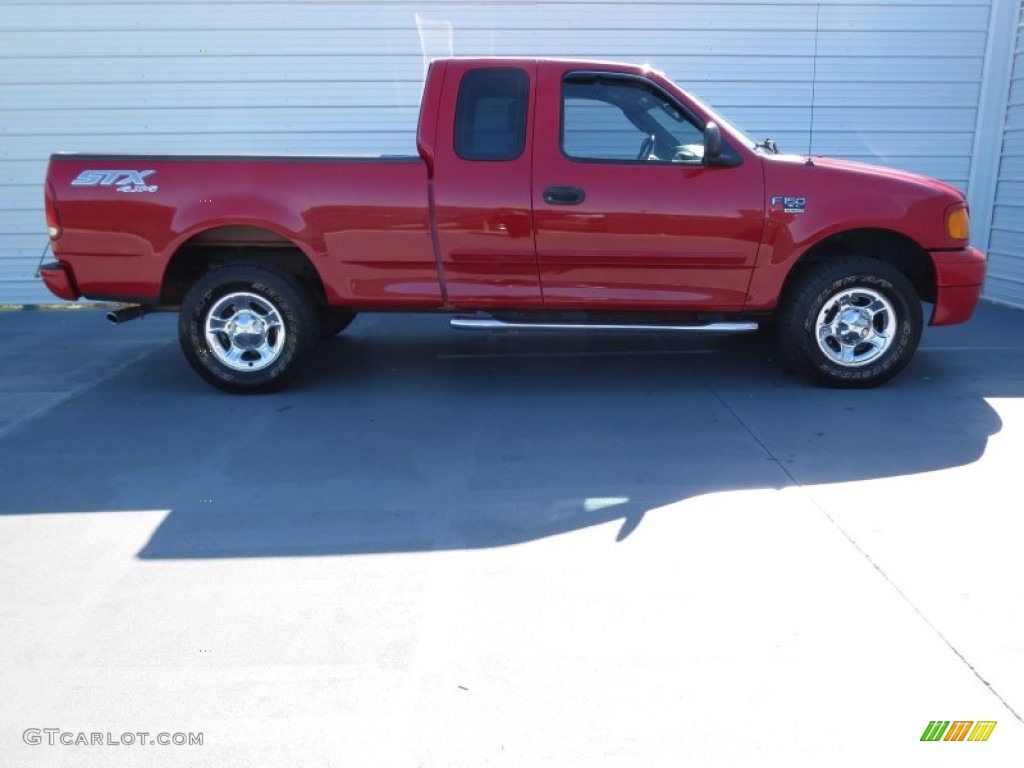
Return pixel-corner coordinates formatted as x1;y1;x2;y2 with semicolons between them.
179;263;320;393
777;257;922;388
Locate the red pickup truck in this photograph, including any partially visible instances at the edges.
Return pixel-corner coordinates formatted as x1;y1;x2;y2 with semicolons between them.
41;57;986;393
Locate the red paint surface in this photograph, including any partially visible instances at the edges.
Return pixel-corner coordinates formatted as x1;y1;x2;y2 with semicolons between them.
44;57;985;326
929;247;987;325
39;262;78;300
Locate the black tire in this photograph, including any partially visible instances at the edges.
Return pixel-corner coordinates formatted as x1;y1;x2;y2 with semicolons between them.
178;263;320;394
320;307;357;339
777;257;922;388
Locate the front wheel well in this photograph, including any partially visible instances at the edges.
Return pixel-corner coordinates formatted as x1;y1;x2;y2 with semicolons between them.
782;229;936;306
161;227;327;307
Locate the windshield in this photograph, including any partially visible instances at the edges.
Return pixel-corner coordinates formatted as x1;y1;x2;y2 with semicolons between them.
684;91;758;151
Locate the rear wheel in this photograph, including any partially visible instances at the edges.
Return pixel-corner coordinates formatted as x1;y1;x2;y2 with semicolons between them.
777;257;922;388
179;263;320;393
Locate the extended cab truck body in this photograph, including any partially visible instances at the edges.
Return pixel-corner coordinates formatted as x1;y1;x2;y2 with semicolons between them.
41;58;986;393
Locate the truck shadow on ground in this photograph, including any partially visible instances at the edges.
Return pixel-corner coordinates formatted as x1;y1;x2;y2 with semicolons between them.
1;305;1021;559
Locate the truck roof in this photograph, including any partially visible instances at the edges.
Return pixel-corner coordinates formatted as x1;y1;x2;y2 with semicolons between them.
430;56;653;76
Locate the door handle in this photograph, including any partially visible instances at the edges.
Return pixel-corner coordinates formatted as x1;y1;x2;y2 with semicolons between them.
543;186;586;205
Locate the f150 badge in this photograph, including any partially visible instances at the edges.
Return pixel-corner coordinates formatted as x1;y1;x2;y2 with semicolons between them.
71;169;158;193
771;195;806;214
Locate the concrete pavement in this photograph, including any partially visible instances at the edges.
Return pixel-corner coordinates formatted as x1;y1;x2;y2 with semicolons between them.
1;302;1022;766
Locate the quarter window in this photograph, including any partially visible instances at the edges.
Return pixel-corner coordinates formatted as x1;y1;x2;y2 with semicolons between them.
455;68;529;161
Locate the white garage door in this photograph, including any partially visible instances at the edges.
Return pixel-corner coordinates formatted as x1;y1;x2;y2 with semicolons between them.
0;0;994;304
988;2;1024;307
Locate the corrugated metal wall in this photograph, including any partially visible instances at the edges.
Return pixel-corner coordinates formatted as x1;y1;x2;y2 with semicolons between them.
0;0;1003;304
988;3;1024;307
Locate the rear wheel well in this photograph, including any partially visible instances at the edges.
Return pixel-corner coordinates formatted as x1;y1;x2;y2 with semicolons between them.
161;227;327;308
782;229;935;306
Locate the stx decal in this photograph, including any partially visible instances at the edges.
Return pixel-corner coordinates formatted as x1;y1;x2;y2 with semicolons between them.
71;170;158;193
920;720;997;742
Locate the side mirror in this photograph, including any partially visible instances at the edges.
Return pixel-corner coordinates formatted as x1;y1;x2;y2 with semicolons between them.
704;121;722;164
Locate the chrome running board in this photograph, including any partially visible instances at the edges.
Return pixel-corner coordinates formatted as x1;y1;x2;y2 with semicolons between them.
450;316;758;333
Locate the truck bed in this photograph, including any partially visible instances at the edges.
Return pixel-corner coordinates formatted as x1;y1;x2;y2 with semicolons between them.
47;153;442;306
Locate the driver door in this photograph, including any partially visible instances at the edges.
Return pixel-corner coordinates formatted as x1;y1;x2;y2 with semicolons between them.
532;67;764;310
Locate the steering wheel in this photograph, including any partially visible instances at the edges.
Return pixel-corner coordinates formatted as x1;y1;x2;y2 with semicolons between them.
637;134;655;161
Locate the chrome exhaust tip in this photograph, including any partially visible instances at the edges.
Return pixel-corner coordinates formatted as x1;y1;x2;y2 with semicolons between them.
106;306;145;324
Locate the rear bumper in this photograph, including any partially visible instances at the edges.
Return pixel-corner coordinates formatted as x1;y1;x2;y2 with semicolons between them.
929;246;986;326
39;261;80;301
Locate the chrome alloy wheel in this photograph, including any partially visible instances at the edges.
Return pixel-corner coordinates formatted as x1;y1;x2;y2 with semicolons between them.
814;287;895;367
204;292;286;371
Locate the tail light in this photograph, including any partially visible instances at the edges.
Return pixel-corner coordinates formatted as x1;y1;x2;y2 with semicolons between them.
45;181;61;239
